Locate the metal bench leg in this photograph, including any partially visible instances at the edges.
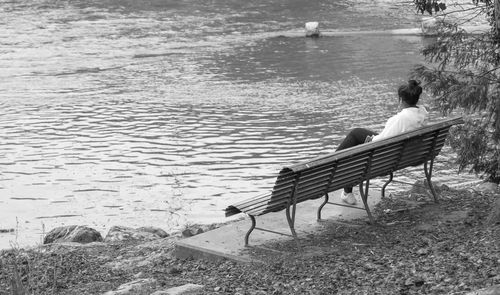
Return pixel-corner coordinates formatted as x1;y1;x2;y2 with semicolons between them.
285;202;298;238
244;215;256;246
381;172;394;198
317;193;329;220
424;159;439;203
359;180;374;223
286;203;301;248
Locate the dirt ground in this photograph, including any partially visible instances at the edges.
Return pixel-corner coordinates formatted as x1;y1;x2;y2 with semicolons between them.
1;186;499;295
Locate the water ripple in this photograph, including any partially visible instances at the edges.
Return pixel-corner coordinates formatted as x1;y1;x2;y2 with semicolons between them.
0;0;480;250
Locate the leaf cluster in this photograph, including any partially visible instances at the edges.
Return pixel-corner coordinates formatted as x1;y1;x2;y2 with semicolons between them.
411;0;500;182
414;0;448;16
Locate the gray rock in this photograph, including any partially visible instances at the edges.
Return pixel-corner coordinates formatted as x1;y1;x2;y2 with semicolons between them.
476;182;499;194
180;223;224;238
136;226;169;238
104;226;167;242
465;284;500;295
181;227;204;238
43;225;103;244
151;283;204;295
103;278;156;295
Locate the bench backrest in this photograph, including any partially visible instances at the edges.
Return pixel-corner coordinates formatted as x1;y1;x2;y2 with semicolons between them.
225;117;463;217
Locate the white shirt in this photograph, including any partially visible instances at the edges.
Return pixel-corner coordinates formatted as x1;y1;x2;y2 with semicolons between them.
372;106;428;142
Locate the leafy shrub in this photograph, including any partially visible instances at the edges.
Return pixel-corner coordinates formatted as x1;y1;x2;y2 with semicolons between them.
411;0;500;183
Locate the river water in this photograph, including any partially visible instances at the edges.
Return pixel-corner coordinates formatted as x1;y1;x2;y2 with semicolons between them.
0;0;478;248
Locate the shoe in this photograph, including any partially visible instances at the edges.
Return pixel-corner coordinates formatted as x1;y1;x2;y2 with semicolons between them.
341;191;357;205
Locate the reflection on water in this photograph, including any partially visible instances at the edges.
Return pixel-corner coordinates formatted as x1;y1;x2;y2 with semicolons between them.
0;0;478;248
210;34;426;82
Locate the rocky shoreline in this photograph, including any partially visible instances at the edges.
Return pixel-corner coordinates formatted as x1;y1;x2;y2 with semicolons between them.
0;221;230;295
0;181;499;294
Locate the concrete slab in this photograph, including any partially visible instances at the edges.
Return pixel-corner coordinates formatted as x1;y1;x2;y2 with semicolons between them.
174;190;382;263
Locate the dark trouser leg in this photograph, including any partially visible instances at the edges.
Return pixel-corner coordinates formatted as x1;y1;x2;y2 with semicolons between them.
336;128;378;151
336;128;378;193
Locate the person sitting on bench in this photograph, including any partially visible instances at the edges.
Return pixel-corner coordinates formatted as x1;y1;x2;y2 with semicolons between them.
336;80;428;205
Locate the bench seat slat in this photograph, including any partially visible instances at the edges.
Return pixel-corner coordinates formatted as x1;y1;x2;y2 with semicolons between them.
271;180;297;194
296;157;371;184
296;174;333;190
241;195;290;215
292;190;327;203
252;193;299;214
330;156;419;189
270;185;296;197
227;179;297;216
329;168;367;183
230;190;292;213
296;166;336;182
398;143;447;166
228;193;272;209
300;144;406;180
295;180;334;198
370;156;403;169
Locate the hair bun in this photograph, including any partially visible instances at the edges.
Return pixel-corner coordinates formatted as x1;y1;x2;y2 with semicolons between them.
408;80;421;88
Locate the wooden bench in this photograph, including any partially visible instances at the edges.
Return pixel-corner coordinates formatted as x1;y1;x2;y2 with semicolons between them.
225;117;464;245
